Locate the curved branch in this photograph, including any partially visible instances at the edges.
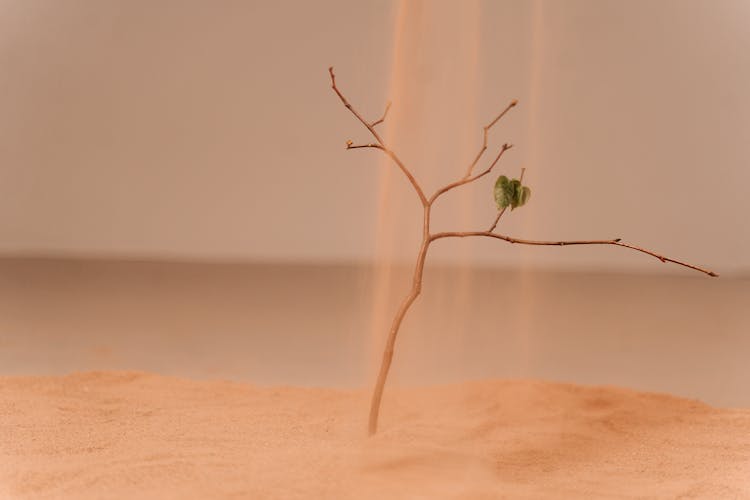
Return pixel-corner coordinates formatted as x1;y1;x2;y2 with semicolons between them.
329;67;427;206
429;143;513;204
429;231;718;277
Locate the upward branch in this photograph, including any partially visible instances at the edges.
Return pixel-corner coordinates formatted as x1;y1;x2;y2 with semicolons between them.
464;100;517;179
372;101;392;127
329;67;427;206
430;143;513;204
429;101;517;205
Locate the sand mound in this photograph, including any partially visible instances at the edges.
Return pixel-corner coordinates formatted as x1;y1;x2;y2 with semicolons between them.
1;372;748;499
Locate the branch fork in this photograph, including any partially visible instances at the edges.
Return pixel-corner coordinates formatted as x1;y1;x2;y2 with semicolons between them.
328;66;717;435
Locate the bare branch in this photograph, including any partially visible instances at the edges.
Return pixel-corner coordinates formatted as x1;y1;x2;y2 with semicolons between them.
488;207;507;232
429;231;718;277
429;143;513;204
346;141;382;150
329;67;427;206
371;101;392;127
464;100;517;179
328;67;383;144
610;241;718;277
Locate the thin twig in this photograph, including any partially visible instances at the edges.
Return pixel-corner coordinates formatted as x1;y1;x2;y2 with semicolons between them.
464;100;518;179
488;207;506;232
328;67;383;144
371;101;392;127
329;67;427;206
430;143;513;204
429;231;718;277
346;141;382;150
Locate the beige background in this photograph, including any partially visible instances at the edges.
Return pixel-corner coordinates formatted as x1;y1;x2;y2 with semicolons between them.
0;1;748;412
0;0;747;275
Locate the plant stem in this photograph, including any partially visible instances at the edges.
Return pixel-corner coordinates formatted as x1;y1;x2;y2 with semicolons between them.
368;205;431;435
328;66;717;436
488;207;507;232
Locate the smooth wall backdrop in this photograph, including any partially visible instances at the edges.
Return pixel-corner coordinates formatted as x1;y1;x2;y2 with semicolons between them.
0;0;747;274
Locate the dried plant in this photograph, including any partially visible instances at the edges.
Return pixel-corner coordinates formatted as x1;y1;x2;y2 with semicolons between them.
328;67;717;436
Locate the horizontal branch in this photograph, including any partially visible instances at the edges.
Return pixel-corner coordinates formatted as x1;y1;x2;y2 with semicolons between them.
429;231;718;277
429;143;513;204
329;67;427;206
346;141;381;150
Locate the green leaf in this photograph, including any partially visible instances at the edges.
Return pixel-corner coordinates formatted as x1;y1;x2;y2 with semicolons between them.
508;179;522;210
494;174;531;211
494;175;512;209
517;186;531;207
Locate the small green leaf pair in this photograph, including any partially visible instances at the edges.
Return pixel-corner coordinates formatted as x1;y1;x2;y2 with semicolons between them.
494;175;531;211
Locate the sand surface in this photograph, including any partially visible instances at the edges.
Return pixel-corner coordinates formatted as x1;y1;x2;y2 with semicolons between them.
1;372;748;499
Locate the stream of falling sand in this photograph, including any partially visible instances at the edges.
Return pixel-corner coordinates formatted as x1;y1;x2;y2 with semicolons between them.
367;0;482;400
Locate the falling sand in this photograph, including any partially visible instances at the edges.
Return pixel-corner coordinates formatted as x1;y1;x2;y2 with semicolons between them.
1;371;748;499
